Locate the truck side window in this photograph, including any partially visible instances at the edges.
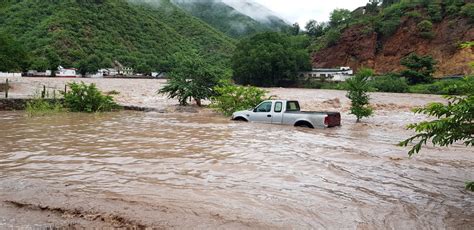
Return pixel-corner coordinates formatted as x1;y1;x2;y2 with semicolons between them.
274;102;282;113
286;101;300;112
255;102;272;112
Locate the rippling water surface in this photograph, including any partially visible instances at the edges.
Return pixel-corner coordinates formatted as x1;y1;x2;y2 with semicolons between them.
0;111;472;228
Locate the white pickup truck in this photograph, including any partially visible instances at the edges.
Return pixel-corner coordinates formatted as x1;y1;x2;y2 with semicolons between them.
232;100;341;128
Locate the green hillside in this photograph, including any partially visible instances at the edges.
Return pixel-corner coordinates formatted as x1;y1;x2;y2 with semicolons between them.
0;0;235;72
171;0;289;38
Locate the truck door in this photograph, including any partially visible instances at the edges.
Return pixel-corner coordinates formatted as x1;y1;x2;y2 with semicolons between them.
271;101;283;124
251;101;273;123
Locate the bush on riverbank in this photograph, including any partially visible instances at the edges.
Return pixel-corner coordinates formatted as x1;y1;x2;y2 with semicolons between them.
64;82;119;113
211;84;268;116
369;74;409;93
408;77;474;95
26;99;64;117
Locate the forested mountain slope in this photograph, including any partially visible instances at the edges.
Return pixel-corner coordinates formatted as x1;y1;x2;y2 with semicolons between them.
0;0;235;71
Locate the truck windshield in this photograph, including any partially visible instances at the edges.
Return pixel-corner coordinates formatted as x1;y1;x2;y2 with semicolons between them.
286;101;300;112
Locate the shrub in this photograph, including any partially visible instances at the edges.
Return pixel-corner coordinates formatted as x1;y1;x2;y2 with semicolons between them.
26;99;63;117
346;68;374;122
461;3;474;22
210;84;268;116
427;3;442;22
417;20;435;39
325;28;342;47
63;82;119;112
406;11;423;20
369;74;409;93
376;17;401;37
417;20;433;32
408;77;474;95
400;53;437;84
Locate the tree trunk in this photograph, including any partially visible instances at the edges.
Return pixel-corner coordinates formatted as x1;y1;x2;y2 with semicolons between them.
195;98;202;107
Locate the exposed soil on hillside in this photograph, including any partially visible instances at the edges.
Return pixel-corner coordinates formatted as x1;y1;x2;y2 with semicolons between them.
313;16;474;77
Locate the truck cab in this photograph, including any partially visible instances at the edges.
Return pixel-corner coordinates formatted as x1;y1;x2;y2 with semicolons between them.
232;100;341;128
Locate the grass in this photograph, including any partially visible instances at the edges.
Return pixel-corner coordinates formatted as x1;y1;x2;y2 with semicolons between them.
25;98;64;117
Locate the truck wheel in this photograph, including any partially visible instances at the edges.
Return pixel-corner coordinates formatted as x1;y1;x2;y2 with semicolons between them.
233;117;248;122
294;121;314;129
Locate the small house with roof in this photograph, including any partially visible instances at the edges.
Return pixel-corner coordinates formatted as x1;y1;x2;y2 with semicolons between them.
300;67;354;82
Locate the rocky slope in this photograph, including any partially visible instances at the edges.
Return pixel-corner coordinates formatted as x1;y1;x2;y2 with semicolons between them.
313;12;473;77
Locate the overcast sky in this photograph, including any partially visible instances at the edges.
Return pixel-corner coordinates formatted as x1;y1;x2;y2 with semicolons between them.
253;0;369;25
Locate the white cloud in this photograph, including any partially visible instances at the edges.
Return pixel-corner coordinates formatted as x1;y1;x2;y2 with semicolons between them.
253;0;368;25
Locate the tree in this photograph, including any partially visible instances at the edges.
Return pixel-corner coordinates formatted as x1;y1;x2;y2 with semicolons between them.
232;32;311;87
159;50;225;106
399;43;473;191
210;84;268;116
0;34;29;72
346;68;374;122
77;54;100;76
305;20;326;37
400;53;437;84
399;91;473;156
381;0;400;8
329;9;352;28
290;23;300;35
136;62;152;75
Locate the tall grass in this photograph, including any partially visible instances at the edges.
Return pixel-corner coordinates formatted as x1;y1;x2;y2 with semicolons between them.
25;99;64;117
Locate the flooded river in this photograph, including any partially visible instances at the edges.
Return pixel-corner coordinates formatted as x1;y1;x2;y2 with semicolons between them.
0;110;473;229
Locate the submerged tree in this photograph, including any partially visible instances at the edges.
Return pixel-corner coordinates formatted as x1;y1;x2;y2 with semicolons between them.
346;68;374;122
159;50;225;106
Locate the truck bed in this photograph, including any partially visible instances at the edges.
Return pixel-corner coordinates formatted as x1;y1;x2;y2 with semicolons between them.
285;111;341;127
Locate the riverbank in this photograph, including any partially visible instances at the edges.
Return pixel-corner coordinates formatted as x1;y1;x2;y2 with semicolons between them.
1;76;446;113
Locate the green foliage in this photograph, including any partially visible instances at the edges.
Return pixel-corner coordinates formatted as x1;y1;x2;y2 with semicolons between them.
0;34;29;72
210;84;268;116
159;50;226;106
382;0;400;8
427;2;442;22
369;74;409;93
400;53;437;84
0;0;235;72
232;32;311;87
26;99;64;117
399;92;473;156
417;20;435;39
346;68;374;122
305;20;327;37
466;182;474;192
325;28;342;47
329;9;352;28
63;82;119;112
461;3;474;22
171;0;288;38
302;80;350;90
409;76;474;95
78;54;100;76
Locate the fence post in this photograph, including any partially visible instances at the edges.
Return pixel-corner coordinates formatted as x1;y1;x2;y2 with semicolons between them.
64;84;67;94
5;79;8;99
42;85;46;98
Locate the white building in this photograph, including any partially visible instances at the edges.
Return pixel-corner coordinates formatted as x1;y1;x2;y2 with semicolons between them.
57;66;78;78
0;72;22;77
301;67;354;82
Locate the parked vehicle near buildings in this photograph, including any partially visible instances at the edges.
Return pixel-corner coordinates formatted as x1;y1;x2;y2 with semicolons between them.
232;100;341;128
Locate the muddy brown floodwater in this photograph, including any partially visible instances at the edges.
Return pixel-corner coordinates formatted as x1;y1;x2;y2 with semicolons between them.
0;105;473;229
